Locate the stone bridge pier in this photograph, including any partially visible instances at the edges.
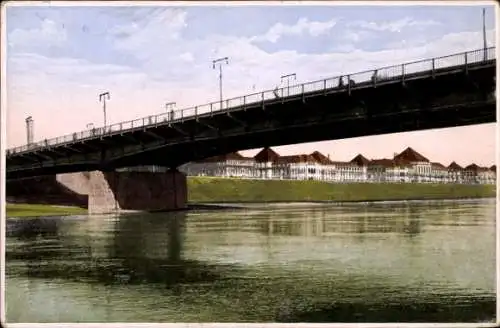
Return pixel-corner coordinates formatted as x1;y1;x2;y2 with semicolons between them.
6;167;188;215
88;168;188;215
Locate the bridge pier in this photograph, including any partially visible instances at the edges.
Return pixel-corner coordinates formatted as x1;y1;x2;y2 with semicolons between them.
88;168;187;215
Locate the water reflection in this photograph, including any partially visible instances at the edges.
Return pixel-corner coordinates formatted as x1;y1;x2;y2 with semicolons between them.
7;213;236;287
5;199;496;323
255;205;423;237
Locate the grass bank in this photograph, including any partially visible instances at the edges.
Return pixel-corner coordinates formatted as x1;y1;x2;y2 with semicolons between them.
6;203;87;218
187;177;496;203
6;178;496;217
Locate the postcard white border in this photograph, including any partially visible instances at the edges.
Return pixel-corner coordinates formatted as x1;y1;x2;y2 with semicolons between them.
0;1;499;327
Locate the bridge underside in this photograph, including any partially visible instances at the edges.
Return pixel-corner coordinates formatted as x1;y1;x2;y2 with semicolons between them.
6;62;496;180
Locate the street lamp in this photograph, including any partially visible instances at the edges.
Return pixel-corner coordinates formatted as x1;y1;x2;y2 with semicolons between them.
25;116;34;146
482;8;487;61
281;73;296;97
212;57;229;109
165;102;176;111
99;92;110;128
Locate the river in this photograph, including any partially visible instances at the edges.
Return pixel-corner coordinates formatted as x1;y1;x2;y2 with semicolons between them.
5;198;497;323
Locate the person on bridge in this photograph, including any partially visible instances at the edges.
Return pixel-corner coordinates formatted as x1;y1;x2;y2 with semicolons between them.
273;86;280;99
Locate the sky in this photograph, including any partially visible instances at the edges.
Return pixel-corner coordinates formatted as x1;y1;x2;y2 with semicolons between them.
3;2;498;167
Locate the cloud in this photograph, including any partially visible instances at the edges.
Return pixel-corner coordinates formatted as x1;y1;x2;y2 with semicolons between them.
112;8;188;52
340;30;373;43
251;17;337;43
348;17;441;33
179;52;194;62
8;18;68;50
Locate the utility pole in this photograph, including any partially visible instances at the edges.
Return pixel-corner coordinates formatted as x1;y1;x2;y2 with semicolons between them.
281;73;296;97
482;8;487;61
99;92;110;128
25;116;34;146
212;57;229;109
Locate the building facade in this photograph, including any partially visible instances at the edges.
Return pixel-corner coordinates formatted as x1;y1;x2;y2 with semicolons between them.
178;146;496;185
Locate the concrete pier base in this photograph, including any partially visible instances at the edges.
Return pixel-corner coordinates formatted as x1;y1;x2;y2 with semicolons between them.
7;169;188;215
88;169;188;215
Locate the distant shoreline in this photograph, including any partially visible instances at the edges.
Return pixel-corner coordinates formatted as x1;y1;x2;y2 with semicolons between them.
6;196;496;218
6;178;496;217
190;196;496;206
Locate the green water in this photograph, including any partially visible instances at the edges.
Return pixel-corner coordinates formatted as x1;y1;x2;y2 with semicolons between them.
5;199;497;323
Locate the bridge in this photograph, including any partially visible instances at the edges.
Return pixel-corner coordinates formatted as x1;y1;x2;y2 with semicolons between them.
5;47;497;214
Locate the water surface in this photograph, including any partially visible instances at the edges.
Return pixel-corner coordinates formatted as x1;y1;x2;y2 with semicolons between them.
5;199;497;323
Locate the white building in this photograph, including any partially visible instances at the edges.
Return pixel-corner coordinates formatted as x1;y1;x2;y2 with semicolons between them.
179;152;256;178
178;146;496;185
462;163;497;185
430;162;448;183
478;166;496;184
386;161;413;183
393;147;432;183
447;162;464;184
254;147;281;179
463;164;481;184
331;161;365;182
367;159;392;182
349;154;370;182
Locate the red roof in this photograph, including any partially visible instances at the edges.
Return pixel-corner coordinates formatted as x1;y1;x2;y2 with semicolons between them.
350;154;371;166
394;161;413;168
393;147;429;163
275;154;316;164
465;163;480;171
310;151;333;165
431;162;447;170
254;147;280;162
463;164;493;172
369;158;394;167
448;161;463;170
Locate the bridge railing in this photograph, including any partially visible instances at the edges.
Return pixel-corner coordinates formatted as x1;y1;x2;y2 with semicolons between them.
6;47;496;156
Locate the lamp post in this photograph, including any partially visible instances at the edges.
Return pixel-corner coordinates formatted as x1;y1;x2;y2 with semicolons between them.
99;92;110;128
212;57;229;109
25;116;34;146
482;8;487;61
165;102;176;111
281;73;296;97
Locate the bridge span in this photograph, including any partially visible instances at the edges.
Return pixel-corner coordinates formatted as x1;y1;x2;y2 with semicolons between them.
5;47;497;214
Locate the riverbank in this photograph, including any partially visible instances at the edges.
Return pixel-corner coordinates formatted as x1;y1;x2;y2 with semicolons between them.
6;178;496;217
187;177;496;203
6;204;87;218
